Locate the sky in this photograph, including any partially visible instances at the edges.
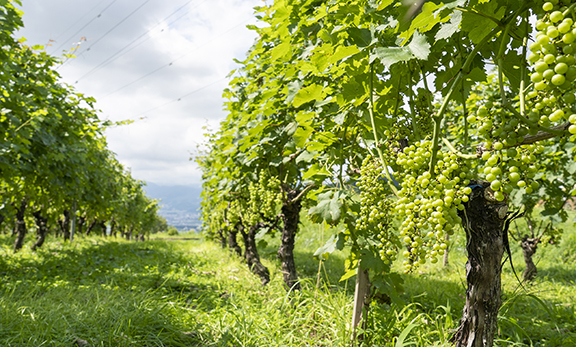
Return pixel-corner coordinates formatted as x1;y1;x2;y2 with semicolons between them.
15;0;265;186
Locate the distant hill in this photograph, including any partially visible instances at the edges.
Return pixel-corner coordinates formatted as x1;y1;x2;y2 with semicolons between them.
143;183;202;231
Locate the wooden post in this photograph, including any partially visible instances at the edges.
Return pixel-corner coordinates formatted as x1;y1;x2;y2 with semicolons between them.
70;201;77;242
351;262;370;343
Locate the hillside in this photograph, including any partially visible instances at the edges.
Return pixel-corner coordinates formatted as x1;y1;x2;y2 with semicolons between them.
144;183;202;230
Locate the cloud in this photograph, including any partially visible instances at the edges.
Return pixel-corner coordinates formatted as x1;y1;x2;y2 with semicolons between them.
16;0;262;186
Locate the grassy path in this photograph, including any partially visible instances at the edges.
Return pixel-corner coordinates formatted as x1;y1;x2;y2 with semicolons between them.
0;223;574;346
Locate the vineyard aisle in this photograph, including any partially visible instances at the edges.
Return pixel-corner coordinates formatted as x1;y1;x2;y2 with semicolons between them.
0;222;575;346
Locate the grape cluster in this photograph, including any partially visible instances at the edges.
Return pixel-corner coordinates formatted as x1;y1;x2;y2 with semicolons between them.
246;173;282;225
356;155;398;265
413;88;435;136
394;140;471;273
466;1;576;197
529;1;576;136
469;105;545;199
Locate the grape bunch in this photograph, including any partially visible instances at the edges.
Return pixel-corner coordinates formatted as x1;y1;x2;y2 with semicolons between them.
469;104;545;199
356;155;398;265
465;1;576;197
529;0;576;136
413;87;435;136
394;139;472;273
246;173;282;225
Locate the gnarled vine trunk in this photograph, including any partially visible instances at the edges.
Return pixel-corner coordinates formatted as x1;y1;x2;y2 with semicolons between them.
452;181;509;347
278;189;302;291
99;221;107;237
13;199;28;252
239;222;270;285
521;237;538;281
77;216;86;236
228;223;242;257
31;210;49;251
110;218;117;237
217;229;226;248
85;219;97;236
59;210;71;241
125;226;133;240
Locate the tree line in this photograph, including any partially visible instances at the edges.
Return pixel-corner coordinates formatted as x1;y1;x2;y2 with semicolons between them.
0;1;165;251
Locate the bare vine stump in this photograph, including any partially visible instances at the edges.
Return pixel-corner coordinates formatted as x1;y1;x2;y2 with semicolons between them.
451;181;509;347
228;223;242;257
85;219;97;236
31;210;49;251
99;221;107;237
278;189;302;291
59;210;71;241
240;223;270;285
13;199;28;252
521;237;538;282
217;229;227;248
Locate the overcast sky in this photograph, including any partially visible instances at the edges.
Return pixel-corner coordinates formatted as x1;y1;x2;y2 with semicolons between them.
15;0;264;186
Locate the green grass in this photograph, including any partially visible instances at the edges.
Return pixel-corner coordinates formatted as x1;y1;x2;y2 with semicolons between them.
0;212;574;346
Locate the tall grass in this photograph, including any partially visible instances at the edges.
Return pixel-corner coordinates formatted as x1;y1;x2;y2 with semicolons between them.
0;213;574;346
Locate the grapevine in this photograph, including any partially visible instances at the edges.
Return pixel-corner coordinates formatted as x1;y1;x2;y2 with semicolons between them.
245;173;282;226
393;140;471;273
356;155;398;265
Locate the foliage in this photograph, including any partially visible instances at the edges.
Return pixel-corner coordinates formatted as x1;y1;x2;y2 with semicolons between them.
0;1;163;246
167;226;179;236
200;0;576;290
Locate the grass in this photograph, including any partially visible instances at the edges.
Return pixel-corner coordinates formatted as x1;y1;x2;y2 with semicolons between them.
0;211;574;346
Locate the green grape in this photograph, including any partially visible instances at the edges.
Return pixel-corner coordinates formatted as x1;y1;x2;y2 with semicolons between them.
550;11;564;23
358;155;398;266
393;140;470;272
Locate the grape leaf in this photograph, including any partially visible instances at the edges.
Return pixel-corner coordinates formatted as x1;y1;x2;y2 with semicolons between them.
371;46;414;67
293;83;324;107
347;27;374;49
308;191;343;224
435;10;462;41
461;1;505;44
407;32;431;60
271;41;292;61
313;233;338;260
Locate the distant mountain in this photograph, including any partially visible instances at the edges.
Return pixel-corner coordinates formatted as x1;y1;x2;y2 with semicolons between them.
143;183;202;231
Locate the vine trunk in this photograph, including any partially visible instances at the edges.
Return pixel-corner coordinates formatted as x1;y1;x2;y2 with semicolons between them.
13;199;28;252
278;189;302;291
229;223;242;257
240;222;270;285
452;181;508;347
521;237;538;281
31;210;49;250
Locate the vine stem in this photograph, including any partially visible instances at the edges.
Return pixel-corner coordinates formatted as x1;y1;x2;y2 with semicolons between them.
368;63;399;197
505;102;567;136
408;69;422;142
497;21;512;107
563;2;576;17
462;78;468;148
519;11;528;117
442;138;477;159
428;27;500;175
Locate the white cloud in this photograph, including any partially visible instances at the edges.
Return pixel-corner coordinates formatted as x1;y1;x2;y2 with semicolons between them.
16;0;262;186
